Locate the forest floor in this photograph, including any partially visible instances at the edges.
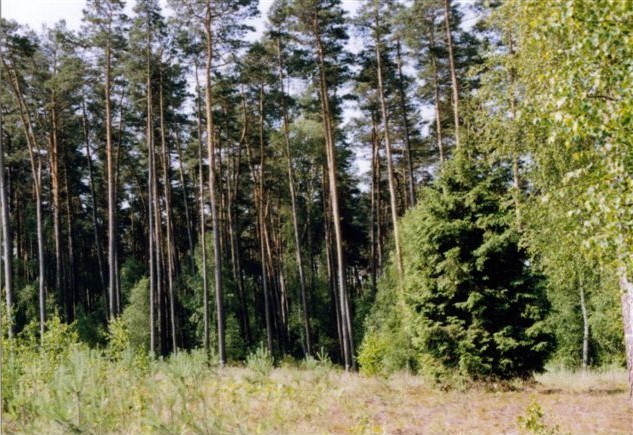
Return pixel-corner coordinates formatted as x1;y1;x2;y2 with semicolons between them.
3;351;632;434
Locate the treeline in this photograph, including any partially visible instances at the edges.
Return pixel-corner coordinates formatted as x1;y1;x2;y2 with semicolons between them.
0;0;630;384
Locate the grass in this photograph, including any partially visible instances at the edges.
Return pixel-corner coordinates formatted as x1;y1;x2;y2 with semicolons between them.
2;348;632;434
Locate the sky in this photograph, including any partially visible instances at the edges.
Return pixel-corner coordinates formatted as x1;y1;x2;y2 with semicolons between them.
3;0;87;30
2;0;362;31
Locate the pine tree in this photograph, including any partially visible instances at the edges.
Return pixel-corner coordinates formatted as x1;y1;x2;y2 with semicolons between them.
82;0;129;320
285;0;355;370
268;4;313;356
169;0;258;365
1;24;48;340
0;14;14;338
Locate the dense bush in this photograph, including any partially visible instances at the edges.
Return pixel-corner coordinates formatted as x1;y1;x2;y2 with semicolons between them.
359;155;554;381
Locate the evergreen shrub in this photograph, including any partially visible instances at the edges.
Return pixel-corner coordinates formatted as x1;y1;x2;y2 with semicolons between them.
359;154;554;381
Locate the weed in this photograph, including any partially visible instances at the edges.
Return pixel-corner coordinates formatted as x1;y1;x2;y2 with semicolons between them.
245;343;274;382
517;401;562;434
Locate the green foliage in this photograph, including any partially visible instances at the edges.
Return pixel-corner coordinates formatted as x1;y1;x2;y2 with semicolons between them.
357;332;388;376
1;314;86;427
42;315;83;359
302;347;334;372
542;263;624;369
517;401;562;435
587;286;626;367
225;313;248;361
510;0;633;273
246;343;275;379
478;0;632;372
106;317;131;360
361;153;553;381
406;156;553;381
74;309;107;348
120;258;147;307
358;266;416;376
121;277;150;352
1;324;626;433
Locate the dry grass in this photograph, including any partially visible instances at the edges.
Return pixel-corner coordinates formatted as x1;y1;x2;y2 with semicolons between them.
156;366;632;434
231;367;631;434
4;354;632;434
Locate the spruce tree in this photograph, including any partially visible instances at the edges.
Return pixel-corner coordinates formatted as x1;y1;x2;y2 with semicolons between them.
361;150;553;380
403;153;553;380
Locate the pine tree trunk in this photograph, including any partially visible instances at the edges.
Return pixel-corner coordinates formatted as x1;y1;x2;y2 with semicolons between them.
323;188;344;361
5;61;46;340
272;212;290;344
0;50;13;337
64;168;76;319
395;38;416;207
81;101;106;295
35;162;45;341
158;65;177;353
146;29;157;354
49;91;65;319
174;132;194;264
194;64;210;358
150;87;164;354
203;10;226;365
375;23;403;279
216;130;228;260
260;90;275;354
105;27;118;320
370;113;380;298
429;14;444;162
276;39;312;356
244;91;273;354
263;204;278;352
114;90;126;317
226;120;250;344
259;198;273;354
444;0;460;149
314;13;354;371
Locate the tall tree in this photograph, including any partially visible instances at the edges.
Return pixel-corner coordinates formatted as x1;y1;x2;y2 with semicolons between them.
83;0;128;320
1;26;47;339
268;6;313;356
0;13;13;338
40;23;85;321
240;42;275;353
170;0;258;365
360;151;553;380
287;0;355;369
443;0;460;149
364;0;404;278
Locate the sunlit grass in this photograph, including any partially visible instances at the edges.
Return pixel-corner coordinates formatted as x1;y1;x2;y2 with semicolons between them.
536;366;627;394
2;346;631;434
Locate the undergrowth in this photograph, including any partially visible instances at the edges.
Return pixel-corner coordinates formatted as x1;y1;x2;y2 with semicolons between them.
1;318;629;433
1;318;342;433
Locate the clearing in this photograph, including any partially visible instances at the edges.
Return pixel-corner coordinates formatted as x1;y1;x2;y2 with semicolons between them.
4;354;631;434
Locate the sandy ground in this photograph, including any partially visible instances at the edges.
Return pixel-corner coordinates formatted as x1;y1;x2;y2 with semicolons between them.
258;368;633;434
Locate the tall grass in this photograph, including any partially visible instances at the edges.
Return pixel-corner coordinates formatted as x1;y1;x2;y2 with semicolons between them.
536;365;627;393
2;320;629;433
